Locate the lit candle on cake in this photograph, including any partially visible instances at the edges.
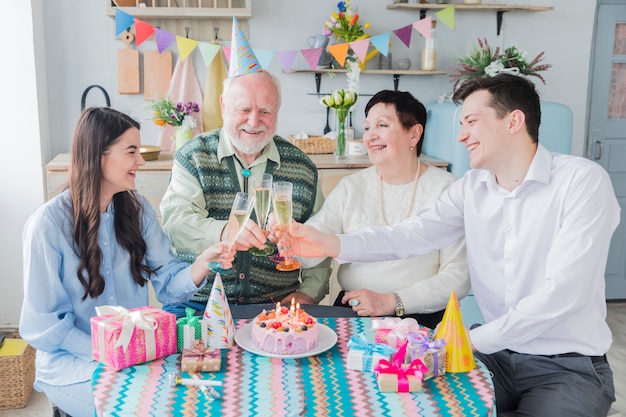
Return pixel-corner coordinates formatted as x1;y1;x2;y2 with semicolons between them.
275;301;280;316
296;303;300;322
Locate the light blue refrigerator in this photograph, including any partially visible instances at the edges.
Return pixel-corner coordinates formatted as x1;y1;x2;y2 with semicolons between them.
423;100;573;177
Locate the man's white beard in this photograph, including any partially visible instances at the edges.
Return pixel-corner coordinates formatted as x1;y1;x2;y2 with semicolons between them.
229;129;274;156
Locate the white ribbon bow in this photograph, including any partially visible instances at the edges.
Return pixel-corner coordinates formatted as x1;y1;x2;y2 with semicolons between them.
95;305;159;352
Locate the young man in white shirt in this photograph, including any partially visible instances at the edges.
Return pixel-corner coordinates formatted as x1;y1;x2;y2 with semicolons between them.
280;73;618;416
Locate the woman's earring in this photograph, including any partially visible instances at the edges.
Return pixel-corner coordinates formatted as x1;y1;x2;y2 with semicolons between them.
410;146;415;151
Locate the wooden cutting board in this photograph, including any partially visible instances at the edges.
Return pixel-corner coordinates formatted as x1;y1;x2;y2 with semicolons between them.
117;31;140;94
144;50;172;100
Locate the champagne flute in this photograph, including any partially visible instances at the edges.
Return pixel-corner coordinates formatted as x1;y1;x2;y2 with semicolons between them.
272;181;301;272
249;173;275;256
208;192;256;274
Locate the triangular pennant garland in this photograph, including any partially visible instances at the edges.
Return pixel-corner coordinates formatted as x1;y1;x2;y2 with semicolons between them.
176;36;199;62
155;29;176;54
253;49;275;73
301;48;324;70
369;32;391;57
115;9;135;37
198;42;221;67
436;6;456;31
413;16;433;39
349;38;370;64
327;43;351;67
393;24;414;48
134;19;154;46
276;50;299;73
113;10;456;75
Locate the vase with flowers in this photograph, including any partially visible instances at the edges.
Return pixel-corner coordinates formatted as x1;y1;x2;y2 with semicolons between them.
151;97;200;151
449;38;551;91
323;1;371;92
321;89;358;159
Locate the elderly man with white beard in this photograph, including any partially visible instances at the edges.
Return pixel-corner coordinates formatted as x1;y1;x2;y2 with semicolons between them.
160;71;331;316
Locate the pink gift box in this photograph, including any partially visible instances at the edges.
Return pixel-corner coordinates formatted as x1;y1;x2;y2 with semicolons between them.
91;306;177;371
372;317;425;349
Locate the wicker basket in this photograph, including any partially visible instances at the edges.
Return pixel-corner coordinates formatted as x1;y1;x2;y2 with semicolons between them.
0;338;35;409
289;135;335;154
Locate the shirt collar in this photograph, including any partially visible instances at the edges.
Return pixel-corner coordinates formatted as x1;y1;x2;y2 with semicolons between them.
478;144;552;190
216;128;281;169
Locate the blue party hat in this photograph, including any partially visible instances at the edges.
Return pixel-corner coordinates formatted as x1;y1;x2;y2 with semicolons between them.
229;17;263;77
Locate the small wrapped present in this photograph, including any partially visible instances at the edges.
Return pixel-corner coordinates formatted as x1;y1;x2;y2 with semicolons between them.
374;342;428;393
372;317;426;349
181;340;222;372
176;307;202;353
91;306;177;371
407;332;446;380
346;333;397;372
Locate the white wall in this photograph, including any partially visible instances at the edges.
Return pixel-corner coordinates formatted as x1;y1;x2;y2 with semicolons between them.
0;0;597;325
0;0;46;326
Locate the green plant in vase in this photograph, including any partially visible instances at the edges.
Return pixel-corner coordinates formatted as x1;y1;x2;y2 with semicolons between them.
320;89;358;159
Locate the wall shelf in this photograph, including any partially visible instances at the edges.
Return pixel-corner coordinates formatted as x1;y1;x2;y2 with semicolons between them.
386;4;553;12
106;0;251;40
290;69;446;91
387;3;554;35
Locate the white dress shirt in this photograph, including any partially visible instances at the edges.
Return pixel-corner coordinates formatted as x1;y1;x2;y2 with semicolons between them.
338;145;619;356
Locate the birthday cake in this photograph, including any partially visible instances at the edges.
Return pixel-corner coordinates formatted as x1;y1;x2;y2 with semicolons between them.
250;302;319;355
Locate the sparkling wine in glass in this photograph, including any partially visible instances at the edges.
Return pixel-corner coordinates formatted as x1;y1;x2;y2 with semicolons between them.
249;173;275;256
272;181;301;272
208;192;256;274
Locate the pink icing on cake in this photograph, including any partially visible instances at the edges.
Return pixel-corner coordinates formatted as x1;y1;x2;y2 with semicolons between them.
250;305;319;355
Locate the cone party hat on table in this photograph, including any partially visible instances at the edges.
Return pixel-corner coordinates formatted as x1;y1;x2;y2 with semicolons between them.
228;17;262;77
434;290;476;372
202;273;235;348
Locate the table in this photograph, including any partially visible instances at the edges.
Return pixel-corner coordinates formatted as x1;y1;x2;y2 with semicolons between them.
92;316;495;416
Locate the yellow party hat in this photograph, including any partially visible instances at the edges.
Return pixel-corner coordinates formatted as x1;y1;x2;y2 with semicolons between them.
434;290;476;373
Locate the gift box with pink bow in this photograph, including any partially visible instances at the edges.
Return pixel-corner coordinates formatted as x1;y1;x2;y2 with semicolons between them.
91;306;177;371
374;341;428;392
406;332;446;380
346;333;397;372
181;339;222;372
371;317;428;349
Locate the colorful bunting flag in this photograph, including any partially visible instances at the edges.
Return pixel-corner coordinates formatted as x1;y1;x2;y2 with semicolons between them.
134;19;154;46
198;42;221;67
176;36;198;62
369;32;391;57
155;28;176;54
113;10;456;73
253;49;275;73
276;50;298;73
413;16;433;39
328;43;351;67
350;38;370;64
393;24;414;48
436;6;456;30
115;9;134;37
301;48;324;70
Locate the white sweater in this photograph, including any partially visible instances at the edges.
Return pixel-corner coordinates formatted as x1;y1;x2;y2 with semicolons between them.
304;164;470;314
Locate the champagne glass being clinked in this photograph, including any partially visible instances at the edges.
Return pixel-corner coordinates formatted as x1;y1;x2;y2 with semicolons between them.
272;181;302;272
249;173;275;256
208;192;256;274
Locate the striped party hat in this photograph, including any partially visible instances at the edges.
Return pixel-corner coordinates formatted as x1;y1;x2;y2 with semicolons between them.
228;16;263;77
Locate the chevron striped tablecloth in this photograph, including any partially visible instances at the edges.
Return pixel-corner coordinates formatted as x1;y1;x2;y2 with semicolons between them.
93;317;495;416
